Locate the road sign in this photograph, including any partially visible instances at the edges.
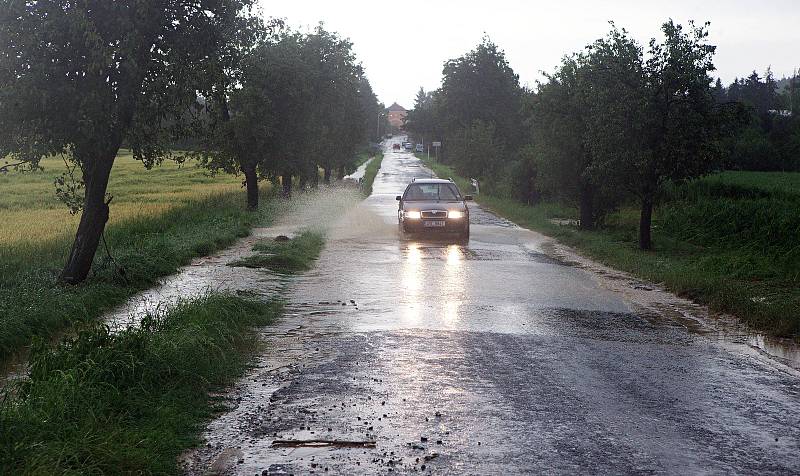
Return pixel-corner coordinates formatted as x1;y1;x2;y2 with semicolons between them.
432;141;441;147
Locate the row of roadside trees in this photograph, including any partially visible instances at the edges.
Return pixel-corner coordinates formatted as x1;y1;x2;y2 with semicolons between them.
713;71;800;171
196;25;384;209
0;1;383;284
406;20;798;249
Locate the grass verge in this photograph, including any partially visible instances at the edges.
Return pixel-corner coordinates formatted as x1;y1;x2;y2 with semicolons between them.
229;231;325;273
0;152;275;361
0;191;274;361
361;152;384;196
0;294;282;474
419;155;800;338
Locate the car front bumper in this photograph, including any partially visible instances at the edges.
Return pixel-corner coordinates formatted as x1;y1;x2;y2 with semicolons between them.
403;218;468;233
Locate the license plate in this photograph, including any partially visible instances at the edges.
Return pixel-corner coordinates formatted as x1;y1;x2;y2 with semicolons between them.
423;220;446;227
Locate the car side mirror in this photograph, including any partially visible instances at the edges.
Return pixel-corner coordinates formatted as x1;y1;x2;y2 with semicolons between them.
395;195;402;201
464;195;473;201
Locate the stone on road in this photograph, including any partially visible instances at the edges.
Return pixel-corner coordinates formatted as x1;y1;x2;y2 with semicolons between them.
184;137;800;475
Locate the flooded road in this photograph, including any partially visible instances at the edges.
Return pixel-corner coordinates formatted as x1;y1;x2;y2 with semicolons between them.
104;187;363;331
185;139;800;475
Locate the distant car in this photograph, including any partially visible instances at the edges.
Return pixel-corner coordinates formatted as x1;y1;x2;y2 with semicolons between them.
403;142;413;151
393;143;401;150
415;144;424;152
396;178;472;241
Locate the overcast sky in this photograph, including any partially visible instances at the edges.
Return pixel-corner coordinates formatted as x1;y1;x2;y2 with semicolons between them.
258;0;800;108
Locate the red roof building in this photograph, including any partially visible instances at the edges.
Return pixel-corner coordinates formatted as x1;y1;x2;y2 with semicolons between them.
386;102;407;131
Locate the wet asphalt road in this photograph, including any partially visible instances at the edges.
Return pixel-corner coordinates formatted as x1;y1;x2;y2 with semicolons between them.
186;138;800;475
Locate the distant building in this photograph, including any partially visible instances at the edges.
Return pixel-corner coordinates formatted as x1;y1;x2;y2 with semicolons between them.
386;102;407;131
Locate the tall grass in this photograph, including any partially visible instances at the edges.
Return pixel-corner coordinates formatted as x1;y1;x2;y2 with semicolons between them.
229;231;326;272
420;155;800;337
0;153;274;360
362;152;384;196
0;294;281;474
0;152;243;252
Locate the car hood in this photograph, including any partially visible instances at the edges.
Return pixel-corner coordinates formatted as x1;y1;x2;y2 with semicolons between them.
402;201;467;211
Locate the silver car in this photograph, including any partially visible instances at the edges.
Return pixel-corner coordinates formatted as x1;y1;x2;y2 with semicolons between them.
396;178;472;240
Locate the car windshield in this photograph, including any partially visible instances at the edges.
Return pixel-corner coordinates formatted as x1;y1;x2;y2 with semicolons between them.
404;183;461;201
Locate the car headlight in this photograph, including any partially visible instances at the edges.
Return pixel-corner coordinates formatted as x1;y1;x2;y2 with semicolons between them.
448;210;464;219
405;210;421;219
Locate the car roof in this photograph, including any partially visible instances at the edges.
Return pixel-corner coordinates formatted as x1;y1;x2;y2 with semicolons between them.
407;178;453;185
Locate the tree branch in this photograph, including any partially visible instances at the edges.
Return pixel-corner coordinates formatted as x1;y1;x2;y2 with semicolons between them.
0;162;25;173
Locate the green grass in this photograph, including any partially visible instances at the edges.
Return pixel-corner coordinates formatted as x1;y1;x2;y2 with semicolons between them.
229;231;326;273
0;294;282;475
420;155;800;338
361;152;384;196
0;151;244;253
0;152;275;360
700;170;800;195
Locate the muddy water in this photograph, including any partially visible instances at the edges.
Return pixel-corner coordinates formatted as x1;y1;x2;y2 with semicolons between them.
0;185;365;389
184;138;800;475
105;186;364;330
542;238;800;373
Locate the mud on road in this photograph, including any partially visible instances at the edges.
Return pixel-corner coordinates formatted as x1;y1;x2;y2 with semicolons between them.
184;138;800;475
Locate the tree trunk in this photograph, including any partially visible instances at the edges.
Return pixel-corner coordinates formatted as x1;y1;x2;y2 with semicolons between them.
337;164;345;180
638;195;654;250
323;167;331;185
299;173;308;191
578;184;594;230
59;154;116;284
243;163;258;210
282;172;292;198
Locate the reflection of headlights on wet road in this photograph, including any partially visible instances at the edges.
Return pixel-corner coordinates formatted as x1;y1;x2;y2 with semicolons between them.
405;211;421;219
446;245;461;265
448;210;464;219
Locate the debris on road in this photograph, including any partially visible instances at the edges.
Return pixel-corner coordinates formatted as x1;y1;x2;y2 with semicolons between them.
270;439;377;449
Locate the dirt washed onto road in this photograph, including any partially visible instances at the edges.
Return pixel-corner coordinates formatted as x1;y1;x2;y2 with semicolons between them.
184;139;800;475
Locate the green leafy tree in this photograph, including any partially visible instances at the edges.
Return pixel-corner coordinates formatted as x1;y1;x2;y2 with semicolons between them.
245;31;317;197
437;37;525;177
0;0;260;284
585;21;728;249
741;69;780;120
712;78;727;103
788;71;800;115
198;25;375;196
358;78;384;145
303;26;370;184
405;87;441;146
439;37;523;148
192;16;280;210
531;54;622;228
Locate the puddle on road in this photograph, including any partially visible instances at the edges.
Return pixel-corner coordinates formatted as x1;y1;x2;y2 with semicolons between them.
105;186;364;331
545;240;800;372
748;334;800;367
271;439;377;449
104;234;287;331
